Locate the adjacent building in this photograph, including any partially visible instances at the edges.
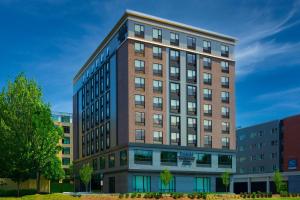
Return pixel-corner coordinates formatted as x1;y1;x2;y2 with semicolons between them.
234;114;300;193
73;10;237;193
52;112;73;179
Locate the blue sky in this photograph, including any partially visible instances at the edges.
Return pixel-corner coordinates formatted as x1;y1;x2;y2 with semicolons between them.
0;0;300;127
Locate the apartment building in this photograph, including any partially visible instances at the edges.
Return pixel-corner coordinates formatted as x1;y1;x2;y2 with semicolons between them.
234;114;300;193
52;112;73;179
73;10;237;193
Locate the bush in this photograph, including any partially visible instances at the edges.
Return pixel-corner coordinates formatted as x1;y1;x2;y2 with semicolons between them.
119;193;124;198
131;193;137;198
125;193;130;198
137;193;142;198
0;189;36;197
251;192;256;199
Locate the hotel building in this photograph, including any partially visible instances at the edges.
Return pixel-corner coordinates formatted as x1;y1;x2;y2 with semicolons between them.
73;10;237;193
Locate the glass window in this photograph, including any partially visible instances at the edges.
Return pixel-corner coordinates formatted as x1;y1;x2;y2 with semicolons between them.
218;155;232;168
63;137;70;144
222;107;230;118
134;150;153;165
170;49;179;62
135;129;145;142
61;116;71;123
161;151;177;165
221;91;230;103
203;57;212;69
170;82;180;94
134;42;144;54
120;150;127;166
203;73;212;85
170;115;180;127
187;53;196;66
203;104;212;116
135;94;145;107
204;120;212;132
63;126;70;133
187;37;196;49
187;133;196;145
203;88;212;100
153;46;162;59
171;132;180;145
170;32;179;46
194;177;211;192
187;102;197;114
135;60;145;72
221;61;229;72
153;114;163;127
170;99;180;113
99;156;105;169
153;80;163;93
160;176;176;192
221;45;229;57
135;77;145;89
153;131;163;143
204;135;212;148
196;154;211;166
133;176;151;192
62;147;70;155
187;85;196;97
153;96;163;110
222;122;230;134
108;153;115;168
222;137;230;149
221;76;229;88
203;40;211;53
135;112;145;125
187;117;197;129
152;28;162;41
62;158;70;165
170;66;180;80
134;24;144;37
106;122;110;149
187;69;196;83
153;63;162;76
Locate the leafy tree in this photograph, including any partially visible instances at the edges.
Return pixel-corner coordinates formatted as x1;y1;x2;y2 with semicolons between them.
160;168;173;188
44;156;65;181
221;171;230;192
79;164;93;192
274;170;283;193
0;73;64;194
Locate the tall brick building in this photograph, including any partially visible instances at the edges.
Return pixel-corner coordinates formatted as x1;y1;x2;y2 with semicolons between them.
73;10;237;193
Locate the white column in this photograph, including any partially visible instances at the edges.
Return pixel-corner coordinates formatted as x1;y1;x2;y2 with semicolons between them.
266;177;270;193
247;178;251;193
229;177;234;193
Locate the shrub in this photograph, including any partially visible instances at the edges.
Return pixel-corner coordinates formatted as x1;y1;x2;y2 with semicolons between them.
131;193;137;198
251;192;256;199
125;193;130;198
0;189;36;197
137;193;142;198
119;193;124;198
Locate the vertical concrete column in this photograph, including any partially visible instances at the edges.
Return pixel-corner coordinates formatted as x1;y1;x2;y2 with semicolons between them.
166;48;170;145
180;50;187;146
210;176;216;192
247;177;251;193
229;177;234;193
266;176;270;193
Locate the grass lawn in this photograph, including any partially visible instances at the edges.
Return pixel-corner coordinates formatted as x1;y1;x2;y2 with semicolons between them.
1;194;300;200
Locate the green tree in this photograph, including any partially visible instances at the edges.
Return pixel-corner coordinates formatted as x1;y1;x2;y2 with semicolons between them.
221;171;230;192
44;156;65;181
0;73;64;194
79;164;93;192
273;170;283;193
160;168;173;188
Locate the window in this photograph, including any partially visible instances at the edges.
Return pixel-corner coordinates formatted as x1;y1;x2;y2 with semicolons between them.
222;137;230;149
218;155;232;168
120;150;127;166
135;129;145;142
62;158;70;165
221;45;229;57
106;92;110;118
153;80;162;93
221;91;229;103
153;46;162;59
135;60;145;72
196;154;211;167
153;114;163;127
170;50;180;62
135;77;145;89
187;117;197;129
222;122;230;134
203;73;212;85
99;156;105;169
160;176;176;192
100;125;104;151
187;102;197;115
203;104;212;116
221;107;229;118
61;116;71;123
153;63;162;76
152;28;162;42
204;119;212;132
203;89;212;101
62;137;70;144
134;150;153;165
62;147;70;155
194;177;211;192
204;135;212;148
203;40;211;53
171;132;180;145
221;76;229;88
133;176;151;192
134;42;144;54
63;126;70;134
170;116;180;128
134;24;144;37
108;154;115;168
187;69;197;83
187;133;196;146
187;37;196;49
153;96;163;110
153;131;163;143
135;112;145;125
203;57;212;69
135;94;145;107
187;53;196;66
170;99;180;113
106;122;110;149
161;151;177;165
187;85;196;98
170;82;180;95
221;61;229;73
170;32;179;46
170;66;180;80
